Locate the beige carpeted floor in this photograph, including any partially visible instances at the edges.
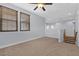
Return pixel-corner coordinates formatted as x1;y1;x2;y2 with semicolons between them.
0;37;79;56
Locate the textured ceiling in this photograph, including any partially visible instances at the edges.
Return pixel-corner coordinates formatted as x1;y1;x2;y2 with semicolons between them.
12;3;78;23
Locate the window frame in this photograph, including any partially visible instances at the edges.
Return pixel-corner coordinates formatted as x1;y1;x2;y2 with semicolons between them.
0;5;18;32
20;12;30;31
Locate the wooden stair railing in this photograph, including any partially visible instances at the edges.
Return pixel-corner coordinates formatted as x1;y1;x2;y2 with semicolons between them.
64;30;77;44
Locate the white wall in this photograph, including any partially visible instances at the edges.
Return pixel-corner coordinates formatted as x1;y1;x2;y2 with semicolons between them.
45;23;64;43
76;4;79;46
63;21;75;36
45;20;75;42
45;23;61;39
0;3;45;48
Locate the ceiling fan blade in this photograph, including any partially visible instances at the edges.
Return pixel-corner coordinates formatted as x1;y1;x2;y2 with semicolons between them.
29;3;53;5
43;3;53;5
34;6;38;10
42;7;46;11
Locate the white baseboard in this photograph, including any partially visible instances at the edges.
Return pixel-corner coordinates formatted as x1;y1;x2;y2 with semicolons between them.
45;35;58;39
0;36;44;49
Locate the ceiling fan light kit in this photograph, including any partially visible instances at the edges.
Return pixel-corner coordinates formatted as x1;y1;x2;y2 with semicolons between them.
29;3;53;11
38;4;44;8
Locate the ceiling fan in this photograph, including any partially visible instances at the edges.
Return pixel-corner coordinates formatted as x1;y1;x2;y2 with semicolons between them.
29;3;53;11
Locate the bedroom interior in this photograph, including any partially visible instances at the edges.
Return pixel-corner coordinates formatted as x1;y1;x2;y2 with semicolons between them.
0;3;79;56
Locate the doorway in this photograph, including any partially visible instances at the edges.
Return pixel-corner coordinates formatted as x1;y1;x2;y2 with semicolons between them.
64;31;77;44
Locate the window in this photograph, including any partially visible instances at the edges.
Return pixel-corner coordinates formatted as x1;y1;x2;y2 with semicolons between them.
51;25;54;29
20;12;30;31
0;6;18;32
46;25;50;30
